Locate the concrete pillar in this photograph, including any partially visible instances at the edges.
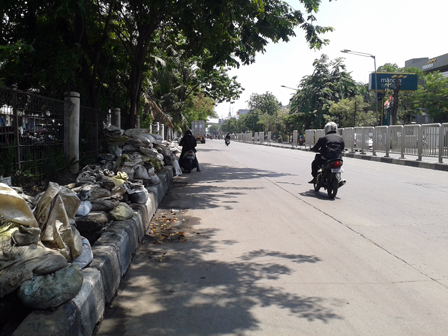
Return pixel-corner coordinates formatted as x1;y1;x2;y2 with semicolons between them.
64;92;80;174
136;115;140;128
293;130;298;147
112;108;121;129
268;131;272;143
259;132;264;143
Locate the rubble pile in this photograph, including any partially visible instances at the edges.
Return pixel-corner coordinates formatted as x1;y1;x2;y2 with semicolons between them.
0;127;181;323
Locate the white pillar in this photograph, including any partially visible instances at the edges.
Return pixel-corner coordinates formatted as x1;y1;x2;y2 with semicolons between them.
293;130;298;147
112;108;121;129
64;92;80;174
136;115;140;128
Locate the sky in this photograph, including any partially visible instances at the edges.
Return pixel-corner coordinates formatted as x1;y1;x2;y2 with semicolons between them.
213;0;448;120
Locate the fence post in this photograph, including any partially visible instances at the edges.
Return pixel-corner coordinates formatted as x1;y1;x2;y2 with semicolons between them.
385;126;390;158
64;92;80;174
112;108;121;129
417;125;423;161
400;125;405;159
12;88;21;169
439;124;444;163
372;127;377;156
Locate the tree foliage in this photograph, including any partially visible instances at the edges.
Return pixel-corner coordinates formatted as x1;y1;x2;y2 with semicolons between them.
289;54;358;129
1;0;335;129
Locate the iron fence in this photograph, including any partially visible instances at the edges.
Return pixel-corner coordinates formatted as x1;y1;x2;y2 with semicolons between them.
0;86;108;179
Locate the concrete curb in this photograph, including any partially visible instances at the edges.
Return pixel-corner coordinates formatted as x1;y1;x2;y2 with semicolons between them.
13;166;174;336
246;141;448;172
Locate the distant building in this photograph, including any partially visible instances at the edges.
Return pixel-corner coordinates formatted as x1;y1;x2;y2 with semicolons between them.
236;109;249;118
405;53;448;77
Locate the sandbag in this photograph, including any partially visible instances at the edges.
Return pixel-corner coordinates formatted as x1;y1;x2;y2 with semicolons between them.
139;147;164;161
134;165;150;180
124;128;149;137
106;125;124;137
72;237;93;269
109;202;134;221
147;174;161;185
11;226;41;246
100;175;116;191
0;243;68;298
33;182;83;262
18;264;83;310
0;183;38;229
91;198;120;211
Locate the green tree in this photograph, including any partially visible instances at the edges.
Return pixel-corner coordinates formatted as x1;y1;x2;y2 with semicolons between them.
411;72;448;122
289;54;357;129
247;92;282;116
328;95;376;127
1;0;334;128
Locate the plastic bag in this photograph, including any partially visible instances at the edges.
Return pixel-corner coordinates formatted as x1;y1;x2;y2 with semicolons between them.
172;159;182;176
76;201;92;216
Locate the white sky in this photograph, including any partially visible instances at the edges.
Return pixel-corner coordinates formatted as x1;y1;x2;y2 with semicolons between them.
214;0;448;119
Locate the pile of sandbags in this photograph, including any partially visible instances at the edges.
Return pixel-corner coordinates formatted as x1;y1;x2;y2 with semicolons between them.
0;182;88;310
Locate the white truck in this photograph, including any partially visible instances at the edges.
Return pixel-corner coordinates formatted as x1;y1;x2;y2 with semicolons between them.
191;120;206;143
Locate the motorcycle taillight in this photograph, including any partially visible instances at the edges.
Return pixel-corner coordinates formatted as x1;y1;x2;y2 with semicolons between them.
331;160;342;168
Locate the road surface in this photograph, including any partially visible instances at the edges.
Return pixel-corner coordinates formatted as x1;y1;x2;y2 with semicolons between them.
97;140;448;336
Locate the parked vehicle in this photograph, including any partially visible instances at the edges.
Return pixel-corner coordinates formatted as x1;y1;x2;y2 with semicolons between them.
180;150;197;173
313;158;346;199
191;120;206;143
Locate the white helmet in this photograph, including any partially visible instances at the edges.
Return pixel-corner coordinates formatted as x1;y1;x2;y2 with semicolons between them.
324;122;338;134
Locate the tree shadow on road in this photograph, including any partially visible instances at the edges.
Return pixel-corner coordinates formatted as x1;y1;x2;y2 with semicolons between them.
100;220;343;336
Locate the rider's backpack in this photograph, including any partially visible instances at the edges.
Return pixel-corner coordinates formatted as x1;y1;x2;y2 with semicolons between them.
326;143;342;159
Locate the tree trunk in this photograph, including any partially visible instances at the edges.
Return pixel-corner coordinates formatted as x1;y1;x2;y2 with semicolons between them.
391;77;402;125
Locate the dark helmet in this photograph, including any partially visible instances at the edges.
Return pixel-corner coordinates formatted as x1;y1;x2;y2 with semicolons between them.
185;130;192;136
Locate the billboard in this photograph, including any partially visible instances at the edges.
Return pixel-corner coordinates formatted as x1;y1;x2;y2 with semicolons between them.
369;73;418;92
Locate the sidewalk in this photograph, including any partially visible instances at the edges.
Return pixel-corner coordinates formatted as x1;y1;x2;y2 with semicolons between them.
249;141;448;172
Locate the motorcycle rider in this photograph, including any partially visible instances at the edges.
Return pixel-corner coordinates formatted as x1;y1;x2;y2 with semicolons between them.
308;122;344;183
179;130;201;172
225;132;231;144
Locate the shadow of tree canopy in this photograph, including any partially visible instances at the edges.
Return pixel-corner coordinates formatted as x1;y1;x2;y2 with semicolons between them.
98;157;344;335
100;222;342;335
162;163;297;211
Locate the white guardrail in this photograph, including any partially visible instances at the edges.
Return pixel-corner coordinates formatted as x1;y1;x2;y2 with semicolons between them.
232;123;448;163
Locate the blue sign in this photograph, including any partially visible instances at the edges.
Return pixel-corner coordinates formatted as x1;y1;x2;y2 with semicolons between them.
369;73;418;92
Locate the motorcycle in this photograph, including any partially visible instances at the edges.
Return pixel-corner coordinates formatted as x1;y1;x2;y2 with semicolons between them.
313;158;346;199
180;150;197;173
225;138;230;146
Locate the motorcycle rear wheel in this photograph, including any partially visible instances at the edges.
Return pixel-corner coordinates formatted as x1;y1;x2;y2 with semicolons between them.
327;175;339;199
186;159;192;173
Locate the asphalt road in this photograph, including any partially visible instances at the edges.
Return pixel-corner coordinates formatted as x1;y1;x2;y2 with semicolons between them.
97;139;448;336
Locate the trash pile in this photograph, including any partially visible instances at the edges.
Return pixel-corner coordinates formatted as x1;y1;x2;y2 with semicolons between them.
0;127;181;314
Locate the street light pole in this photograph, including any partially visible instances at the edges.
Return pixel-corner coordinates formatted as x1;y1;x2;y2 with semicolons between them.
341;49;379;125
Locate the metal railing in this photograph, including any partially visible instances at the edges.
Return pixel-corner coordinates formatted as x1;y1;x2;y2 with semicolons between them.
233;123;448;164
0;86;108;178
